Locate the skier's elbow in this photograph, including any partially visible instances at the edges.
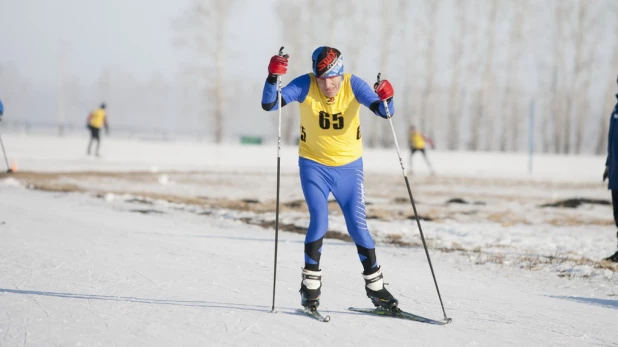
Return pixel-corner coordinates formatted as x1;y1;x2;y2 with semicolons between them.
262;101;277;111
262;96;287;111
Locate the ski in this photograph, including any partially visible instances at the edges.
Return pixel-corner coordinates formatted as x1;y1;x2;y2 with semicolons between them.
349;307;451;325
296;308;331;322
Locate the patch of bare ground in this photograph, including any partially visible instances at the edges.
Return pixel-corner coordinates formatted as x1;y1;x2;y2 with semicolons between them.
239;217;353;242
547;215;614;227
14;171;612;228
383;234;421;247
486;212;531;227
9;170;617;273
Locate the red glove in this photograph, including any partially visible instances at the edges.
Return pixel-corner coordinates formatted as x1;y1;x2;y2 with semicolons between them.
374;79;394;101
268;55;288;75
426;137;435;149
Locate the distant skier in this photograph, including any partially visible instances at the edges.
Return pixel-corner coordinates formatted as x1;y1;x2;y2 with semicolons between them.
261;46;399;311
603;73;618;263
0;97;4;121
408;125;435;175
86;103;109;157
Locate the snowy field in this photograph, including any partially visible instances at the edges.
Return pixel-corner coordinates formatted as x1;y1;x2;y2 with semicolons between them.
1;133;617;346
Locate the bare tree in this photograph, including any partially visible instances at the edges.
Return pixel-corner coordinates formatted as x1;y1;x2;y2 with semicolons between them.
549;1;568;153
568;1;596;153
376;2;400;148
275;0;349;145
395;0;415;147
341;1;370;74
553;0;601;154
538;67;554;153
58;40;67;136
173;0;237;143
596;68;618;155
595;2;618;155
462;0;484;150
446;0;469;150
276;1;305;145
341;1;375;146
501;0;528;152
471;0;499;151
533;1;556;155
417;0;441;142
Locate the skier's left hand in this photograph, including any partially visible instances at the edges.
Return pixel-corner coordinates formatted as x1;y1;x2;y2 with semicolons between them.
603;166;608;182
374;79;394;101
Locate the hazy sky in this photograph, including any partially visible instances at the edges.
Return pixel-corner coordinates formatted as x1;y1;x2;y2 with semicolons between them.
0;0;278;88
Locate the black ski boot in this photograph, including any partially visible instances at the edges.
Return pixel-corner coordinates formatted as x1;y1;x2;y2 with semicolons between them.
604;250;618;262
363;267;398;310
605;232;618;262
299;268;321;310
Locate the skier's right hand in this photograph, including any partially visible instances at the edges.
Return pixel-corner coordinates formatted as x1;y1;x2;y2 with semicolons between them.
268;54;288;76
374;79;394;101
603;166;608;182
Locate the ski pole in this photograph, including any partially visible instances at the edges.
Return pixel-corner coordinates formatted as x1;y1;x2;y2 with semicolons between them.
377;72;451;323
271;46;287;312
0;129;12;173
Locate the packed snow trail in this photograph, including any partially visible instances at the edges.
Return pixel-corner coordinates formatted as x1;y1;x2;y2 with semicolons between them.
1;183;616;346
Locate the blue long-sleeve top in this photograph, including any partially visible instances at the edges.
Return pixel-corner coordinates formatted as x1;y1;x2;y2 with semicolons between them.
261;74;394;118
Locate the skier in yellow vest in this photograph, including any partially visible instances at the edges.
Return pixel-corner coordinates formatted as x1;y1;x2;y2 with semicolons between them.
408;125;435;175
261;46;398;312
86;103;109;156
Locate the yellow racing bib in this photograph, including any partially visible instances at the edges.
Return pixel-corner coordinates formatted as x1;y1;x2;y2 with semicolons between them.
298;73;362;166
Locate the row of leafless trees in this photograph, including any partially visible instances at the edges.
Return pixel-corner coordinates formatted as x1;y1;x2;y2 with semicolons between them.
2;0;618;153
265;0;618;154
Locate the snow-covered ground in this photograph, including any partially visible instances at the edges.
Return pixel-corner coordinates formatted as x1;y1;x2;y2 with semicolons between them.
1;133;617;346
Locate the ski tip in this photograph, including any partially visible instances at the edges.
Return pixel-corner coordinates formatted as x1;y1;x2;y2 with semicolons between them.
296;308;331;322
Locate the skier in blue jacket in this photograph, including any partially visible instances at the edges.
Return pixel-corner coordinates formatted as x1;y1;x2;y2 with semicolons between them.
603;74;618;262
0;98;4;121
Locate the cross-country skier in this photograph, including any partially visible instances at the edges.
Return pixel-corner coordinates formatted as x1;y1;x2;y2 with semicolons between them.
603;73;618;263
261;46;399;310
0;97;4;122
408;125;435;175
86;102;109;156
